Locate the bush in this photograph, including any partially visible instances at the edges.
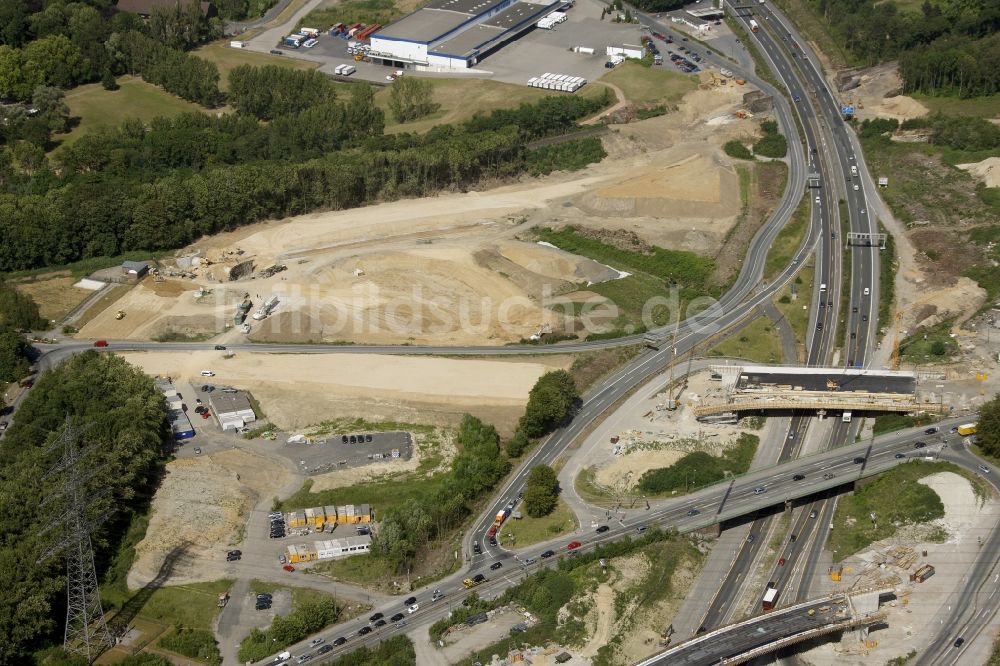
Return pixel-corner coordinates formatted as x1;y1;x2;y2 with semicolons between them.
638;433;758;494
753;133;787;158
519;370;579;438
159;628;221;665
505;428;531;457
724;140;753;160
526;136;606;176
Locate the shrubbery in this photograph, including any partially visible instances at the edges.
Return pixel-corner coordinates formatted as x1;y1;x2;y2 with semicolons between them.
159;628;221;665
753;120;787;158
526;136;606;176
638;433;759;494
238;596;339;663
723;140;753;160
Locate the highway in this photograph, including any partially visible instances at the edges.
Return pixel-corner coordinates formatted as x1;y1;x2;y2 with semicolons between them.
250;416;986;664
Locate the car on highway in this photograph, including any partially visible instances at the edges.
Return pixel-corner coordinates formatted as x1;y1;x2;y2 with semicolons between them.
853;457;865;464
489;561;503;570
404;596;417;606
793;94;801;101
595;525;610;533
980;465;991;474
686;508;699;516
747;534;756;544
408;603;420;614
473;542;481;555
310;638;324;647
317;645;333;655
809;510;818;519
567;541;582;550
925;427;938;434
753;486;767;495
823;473;835;480
914;442;926;448
816;322;823;330
472;574;487;584
333;637;348;646
895;453;906;459
863;287;870;295
954;637;965;648
778;557;786;566
395;620;407;629
792;474;805;481
814;196;820;203
390;612;405;622
373;618;386;628
295;653;312;663
369;612;383;623
488;536;497;546
357;626;371;636
790;534;797;542
540;550;555;558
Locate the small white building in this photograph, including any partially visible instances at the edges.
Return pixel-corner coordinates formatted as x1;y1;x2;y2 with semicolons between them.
314;535;372;560
208;392;257;431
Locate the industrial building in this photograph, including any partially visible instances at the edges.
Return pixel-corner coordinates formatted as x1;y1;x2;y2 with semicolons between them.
208;392;257;431
155;379;195;440
369;0;565;69
285;535;372;563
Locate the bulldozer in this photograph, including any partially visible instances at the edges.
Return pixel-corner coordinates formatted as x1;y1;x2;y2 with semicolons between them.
115;310;126;320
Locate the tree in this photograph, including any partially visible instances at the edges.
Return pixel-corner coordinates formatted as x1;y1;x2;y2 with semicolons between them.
32;86;70;134
976;393;1000;458
0;326;30;383
23;35;85;89
387;76;437;123
519;370;579;438
523;464;559;517
0;45;38;101
505;428;531;457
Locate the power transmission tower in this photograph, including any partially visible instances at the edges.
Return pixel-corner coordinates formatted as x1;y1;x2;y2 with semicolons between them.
37;420;115;663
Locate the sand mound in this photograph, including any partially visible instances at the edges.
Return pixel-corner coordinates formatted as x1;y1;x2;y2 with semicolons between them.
595;449;685;490
128;449;293;588
919;471;982;545
875;95;928;121
957;157;1000;188
498;240;619;284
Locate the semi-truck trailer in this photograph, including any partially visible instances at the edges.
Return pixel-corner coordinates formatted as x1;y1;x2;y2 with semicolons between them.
749;19;760;32
762;584;778;611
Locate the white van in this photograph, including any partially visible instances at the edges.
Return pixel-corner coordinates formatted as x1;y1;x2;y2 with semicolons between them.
819;283;827;291
275;652;291;663
200;370;215;377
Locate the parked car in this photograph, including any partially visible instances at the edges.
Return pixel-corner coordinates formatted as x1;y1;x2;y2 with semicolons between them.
687;508;700;516
226;550;241;561
310;638;324;647
925;427;938;434
895;453;906;459
282;564;295;572
201;411;211;419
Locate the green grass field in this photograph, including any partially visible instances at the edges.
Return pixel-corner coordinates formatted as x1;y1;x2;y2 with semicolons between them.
59;76;206;149
193;40;320;91
826;460;990;562
772;264;813;360
708;316;783;363
764;196;810;280
123;580;234;631
497;499;577;548
911;92;1000;118
600;61;697;106
373;78;592;133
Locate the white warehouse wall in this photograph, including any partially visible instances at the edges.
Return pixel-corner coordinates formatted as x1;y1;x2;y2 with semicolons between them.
370;37;428;62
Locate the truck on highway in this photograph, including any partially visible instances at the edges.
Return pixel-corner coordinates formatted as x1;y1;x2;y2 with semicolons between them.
762;584;779;611
957;423;977;436
463;578;478;588
749;19;760;32
842;411;852;423
850;165;858;176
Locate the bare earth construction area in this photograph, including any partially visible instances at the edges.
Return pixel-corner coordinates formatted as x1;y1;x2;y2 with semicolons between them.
77;81;753;347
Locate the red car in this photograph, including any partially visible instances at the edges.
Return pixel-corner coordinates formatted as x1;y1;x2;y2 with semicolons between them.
567;541;582;550
282;564;295;572
778;557;786;566
201;411;211;419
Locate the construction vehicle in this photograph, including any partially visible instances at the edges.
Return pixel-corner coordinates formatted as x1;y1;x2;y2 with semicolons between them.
115;310;126;320
910;564;935;583
762;584;779;611
463;578;480;589
734;78;746;85
957;424;977;436
217;592;230;607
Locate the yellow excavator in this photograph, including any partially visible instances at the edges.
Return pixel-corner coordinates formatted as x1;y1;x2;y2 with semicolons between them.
115;310;126;320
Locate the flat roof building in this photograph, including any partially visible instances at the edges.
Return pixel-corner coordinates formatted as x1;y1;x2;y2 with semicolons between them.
208;392;257;431
370;0;562;69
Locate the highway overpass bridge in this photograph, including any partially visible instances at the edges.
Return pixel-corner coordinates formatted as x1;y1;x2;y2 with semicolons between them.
694;365;935;419
636;589;891;666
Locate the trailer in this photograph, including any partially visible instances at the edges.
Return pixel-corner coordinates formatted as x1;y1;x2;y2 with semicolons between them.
283;35;303;48
762;585;779;611
749;19;760;32
299;27;320;38
357;23;381;41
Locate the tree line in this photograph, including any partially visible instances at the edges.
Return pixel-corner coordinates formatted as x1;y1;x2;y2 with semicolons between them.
809;0;999;97
228;65;344;120
115;30;223;107
0;88;608;273
0;352;169;663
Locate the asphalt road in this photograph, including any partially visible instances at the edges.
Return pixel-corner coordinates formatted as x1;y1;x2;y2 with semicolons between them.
254;416;984;665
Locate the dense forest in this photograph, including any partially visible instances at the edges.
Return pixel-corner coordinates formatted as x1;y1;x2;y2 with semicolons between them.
807;0;1000;96
0;352;169;663
0;86;609;272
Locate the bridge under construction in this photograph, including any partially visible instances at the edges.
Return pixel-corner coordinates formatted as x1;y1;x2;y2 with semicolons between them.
695;365;939;420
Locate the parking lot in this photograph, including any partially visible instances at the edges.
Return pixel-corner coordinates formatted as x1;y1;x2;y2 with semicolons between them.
278;431;413;476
